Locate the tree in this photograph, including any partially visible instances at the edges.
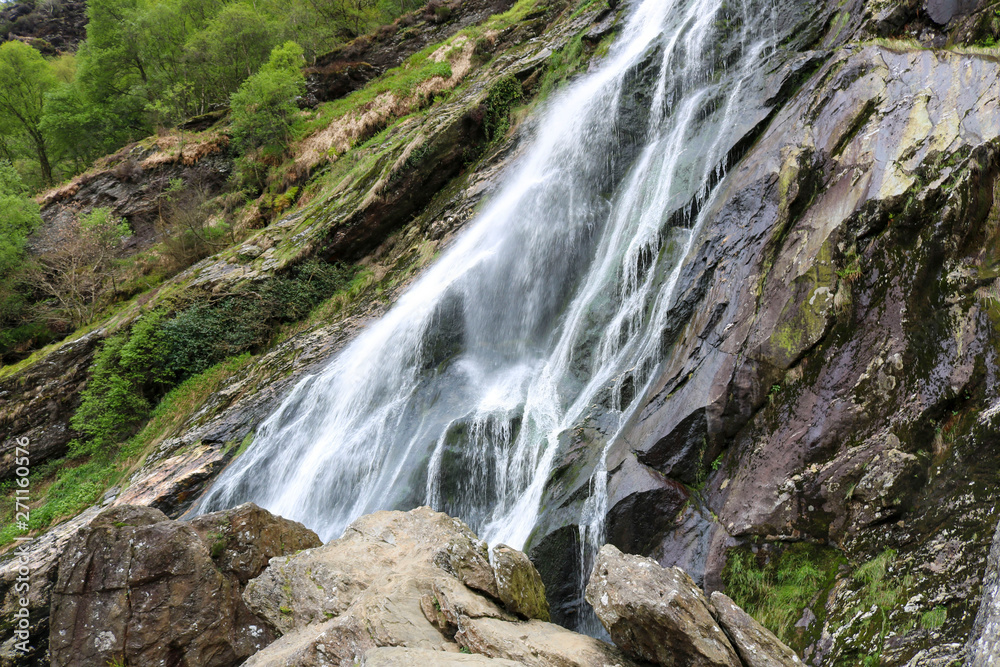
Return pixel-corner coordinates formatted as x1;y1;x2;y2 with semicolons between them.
229;41;306;153
183;3;278;109
0;41;58;185
28;207;131;328
303;0;381;38
0;160;42;277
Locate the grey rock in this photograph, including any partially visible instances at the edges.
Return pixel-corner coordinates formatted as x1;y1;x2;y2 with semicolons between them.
491;543;550;621
586;544;741;666
710;592;801;667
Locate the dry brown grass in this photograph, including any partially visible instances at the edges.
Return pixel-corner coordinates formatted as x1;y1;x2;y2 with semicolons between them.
293;38;476;175
140;132;228;168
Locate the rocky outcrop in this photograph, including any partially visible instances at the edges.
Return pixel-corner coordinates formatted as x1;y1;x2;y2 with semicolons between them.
586;545;801;667
242;507;639;667
586;545;743;667
362;646;522;665
303;0;520;106
47;503;318;667
188;501;323;583
709;592;802;667
4;498;804;667
0;0;87;53
0;330;101;482
34;134;232;258
0;505;100;667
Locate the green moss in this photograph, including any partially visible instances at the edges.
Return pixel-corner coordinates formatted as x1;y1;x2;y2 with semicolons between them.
233;430;255;458
768;239;836;365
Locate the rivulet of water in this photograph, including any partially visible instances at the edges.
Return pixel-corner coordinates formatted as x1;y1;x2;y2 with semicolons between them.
196;0;788;626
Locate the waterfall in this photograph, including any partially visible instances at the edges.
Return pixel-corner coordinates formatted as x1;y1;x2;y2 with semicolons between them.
196;0;793;619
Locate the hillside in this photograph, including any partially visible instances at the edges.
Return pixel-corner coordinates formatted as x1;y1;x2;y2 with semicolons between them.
0;0;86;53
2;0;1000;664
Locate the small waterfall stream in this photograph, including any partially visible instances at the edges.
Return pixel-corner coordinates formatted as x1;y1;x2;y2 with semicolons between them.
197;0;794;625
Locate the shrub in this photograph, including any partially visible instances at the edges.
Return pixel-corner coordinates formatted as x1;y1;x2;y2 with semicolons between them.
163;259;354;378
68;260;352;460
483;75;522;142
157;179;233;270
70;312;170;455
230;41;306;154
27;207;132;328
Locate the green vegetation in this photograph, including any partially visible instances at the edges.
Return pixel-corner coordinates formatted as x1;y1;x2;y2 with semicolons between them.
0;0;426;190
0;352;254;548
0;257;352;548
231;41;306;151
853;549;910;614
68;259;353;453
0;160;44;354
70;312;171;455
723;543;844;646
837;249;863;283
483;75;522;142
920;605;947;630
839;548;916;665
163;259;355;377
0;41;58;184
0;0;613;552
231;41;306;187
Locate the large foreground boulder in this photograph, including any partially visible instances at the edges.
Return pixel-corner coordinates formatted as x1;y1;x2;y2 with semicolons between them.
0;505;101;666
586;545;800;667
242;507;640;666
48;503;319;667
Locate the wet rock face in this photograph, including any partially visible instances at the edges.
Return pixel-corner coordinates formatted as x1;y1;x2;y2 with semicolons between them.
47;503;317;667
588;43;1000;664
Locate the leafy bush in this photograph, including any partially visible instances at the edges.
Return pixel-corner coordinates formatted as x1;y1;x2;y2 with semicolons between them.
483;75;522;142
230;41;306;154
164;259;354;377
70;312;170;455
69;259;353;455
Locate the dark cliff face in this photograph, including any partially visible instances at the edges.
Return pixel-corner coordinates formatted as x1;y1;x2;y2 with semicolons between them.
527;1;1000;664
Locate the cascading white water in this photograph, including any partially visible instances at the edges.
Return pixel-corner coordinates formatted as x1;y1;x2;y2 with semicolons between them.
197;0;785;618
